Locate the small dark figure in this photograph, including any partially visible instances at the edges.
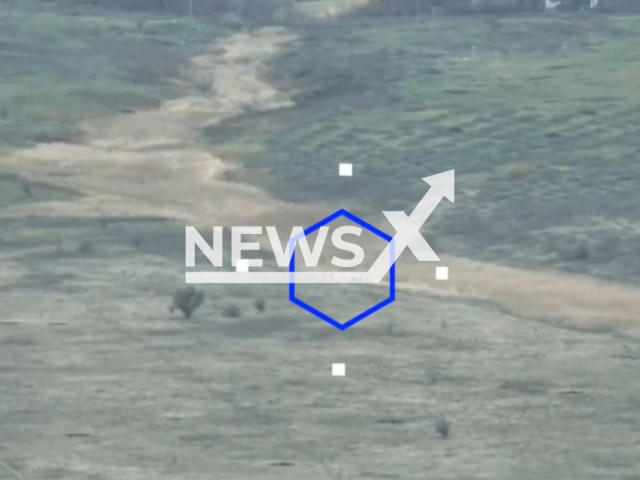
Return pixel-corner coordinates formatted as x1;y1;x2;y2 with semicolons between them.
573;242;590;261
131;235;143;248
77;240;94;255
21;182;33;198
434;416;450;439
169;286;205;319
254;298;266;313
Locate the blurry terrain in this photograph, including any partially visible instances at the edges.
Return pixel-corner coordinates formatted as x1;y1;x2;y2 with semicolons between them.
2;1;640;479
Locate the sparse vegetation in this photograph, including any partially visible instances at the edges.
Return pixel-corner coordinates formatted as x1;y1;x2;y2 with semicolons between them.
560;240;591;262
3;3;640;478
254;298;266;313
0;4;229;149
77;240;94;255
44;0;293;22
193;72;214;93
500;378;550;395
170;286;205;318
572;242;591;261
434;416;450;439
386;317;395;334
131;235;143;248
28;125;83;145
206;13;640;284
0;175;74;208
222;303;241;318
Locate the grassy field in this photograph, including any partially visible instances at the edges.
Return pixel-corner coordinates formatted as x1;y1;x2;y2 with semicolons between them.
0;2;230;152
0;2;234;217
0;173;74;209
3;215;640;480
202;13;640;285
4;5;640;479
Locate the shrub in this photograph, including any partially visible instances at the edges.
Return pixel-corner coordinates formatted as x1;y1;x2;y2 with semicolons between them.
77;240;94;255
222;303;241;318
254;298;266;313
434;416;450;439
193;72;213;93
170;286;205;318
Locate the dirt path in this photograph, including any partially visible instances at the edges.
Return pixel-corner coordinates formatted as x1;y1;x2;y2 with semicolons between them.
3;26;640;338
1;27;324;230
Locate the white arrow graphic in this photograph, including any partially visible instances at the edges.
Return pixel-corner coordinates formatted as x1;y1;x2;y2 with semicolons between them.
366;169;455;283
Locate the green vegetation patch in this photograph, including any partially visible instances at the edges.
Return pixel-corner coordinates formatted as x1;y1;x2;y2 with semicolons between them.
203;13;640;284
0;174;76;209
0;3;230;148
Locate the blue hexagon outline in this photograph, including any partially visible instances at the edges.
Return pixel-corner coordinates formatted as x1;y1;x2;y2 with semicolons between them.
288;208;396;331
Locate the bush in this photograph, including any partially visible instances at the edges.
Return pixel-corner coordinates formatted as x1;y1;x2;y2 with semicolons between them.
434;416;450;439
170;286;205;318
193;72;213;92
254;298;266;313
222;303;241;318
77;240;94;255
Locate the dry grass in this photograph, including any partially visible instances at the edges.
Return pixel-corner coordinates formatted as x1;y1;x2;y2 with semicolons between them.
398;255;640;338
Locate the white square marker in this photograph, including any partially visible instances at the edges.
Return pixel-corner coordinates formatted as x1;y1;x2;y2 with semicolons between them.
339;163;353;177
332;363;346;377
435;266;449;281
236;259;249;273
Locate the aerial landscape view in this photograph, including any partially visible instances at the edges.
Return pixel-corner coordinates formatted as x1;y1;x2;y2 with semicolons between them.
2;0;640;478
